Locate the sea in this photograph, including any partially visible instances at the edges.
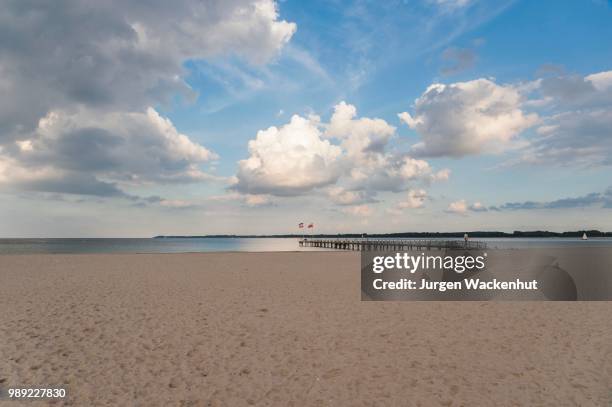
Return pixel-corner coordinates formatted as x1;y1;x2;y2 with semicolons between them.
0;237;611;254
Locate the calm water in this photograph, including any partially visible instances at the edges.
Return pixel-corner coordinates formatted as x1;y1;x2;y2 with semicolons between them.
0;237;611;254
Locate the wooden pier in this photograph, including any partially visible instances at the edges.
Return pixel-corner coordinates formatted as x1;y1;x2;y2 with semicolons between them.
299;238;486;251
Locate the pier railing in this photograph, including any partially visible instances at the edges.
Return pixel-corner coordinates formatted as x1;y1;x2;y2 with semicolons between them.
299;238;487;251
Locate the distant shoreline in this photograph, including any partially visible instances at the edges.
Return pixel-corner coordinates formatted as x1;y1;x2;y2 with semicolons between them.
154;230;612;239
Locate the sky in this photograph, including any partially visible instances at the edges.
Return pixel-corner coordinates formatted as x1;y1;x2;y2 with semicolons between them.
0;0;611;237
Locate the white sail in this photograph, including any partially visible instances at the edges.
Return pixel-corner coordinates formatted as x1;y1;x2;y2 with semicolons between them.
582;232;588;240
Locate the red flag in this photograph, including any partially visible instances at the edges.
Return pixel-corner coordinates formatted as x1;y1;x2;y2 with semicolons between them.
307;223;314;228
298;222;304;228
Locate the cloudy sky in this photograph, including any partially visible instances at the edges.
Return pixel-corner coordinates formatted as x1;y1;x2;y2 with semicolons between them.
1;0;611;237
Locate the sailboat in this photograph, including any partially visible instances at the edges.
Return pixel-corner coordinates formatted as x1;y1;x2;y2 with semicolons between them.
582;232;588;240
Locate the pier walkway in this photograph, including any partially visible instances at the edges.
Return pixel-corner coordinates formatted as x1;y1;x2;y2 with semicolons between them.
299;238;487;251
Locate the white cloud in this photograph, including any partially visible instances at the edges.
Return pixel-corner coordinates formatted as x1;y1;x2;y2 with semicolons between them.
0;152;60;185
342;205;373;217
326;101;395;157
446;199;488;214
469;201;487;212
159;199;196;209
234;114;343;195
200;191;273;208
0;0;295;200
327;187;373;206
16;140;33;152
446;199;468;214
399;69;612;168
244;194;272;207
345;155;450;193
400;79;538;157
325;102;449;193
235;102;450;199
396;189;428;209
586;71;612;92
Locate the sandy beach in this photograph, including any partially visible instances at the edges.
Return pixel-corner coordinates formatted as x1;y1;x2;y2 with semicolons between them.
1;252;611;406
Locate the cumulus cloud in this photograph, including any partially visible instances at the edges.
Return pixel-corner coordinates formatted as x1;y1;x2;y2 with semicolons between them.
0;0;295;141
342;205;374;217
398;189;428;209
399;69;612;167
516;70;612;167
234;102;450;199
234;115;342;196
446;199;468;214
326;101;395;156
345;155;450;192
244;194;272;207
1;108;221;197
22;108;215;181
327;187;375;206
324;102;448;191
400;79;538;157
469;201;487;212
326;102;449;193
445;199;487;214
0;0;295;198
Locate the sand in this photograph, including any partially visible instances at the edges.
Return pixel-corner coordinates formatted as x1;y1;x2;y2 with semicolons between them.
0;252;611;406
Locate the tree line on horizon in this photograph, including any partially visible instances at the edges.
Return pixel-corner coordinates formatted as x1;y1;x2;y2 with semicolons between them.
154;230;612;239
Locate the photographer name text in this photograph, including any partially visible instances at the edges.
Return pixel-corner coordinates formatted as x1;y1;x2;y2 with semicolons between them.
373;278;539;292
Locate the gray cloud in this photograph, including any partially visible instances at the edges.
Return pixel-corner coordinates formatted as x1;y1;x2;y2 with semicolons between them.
0;0;295;143
521;109;612;167
516;71;612;167
538;73;612;108
0;0;295;198
440;47;477;76
327;187;379;206
535;63;566;77
17;174;129;198
10;108;219;184
448;189;612;214
493;188;612;211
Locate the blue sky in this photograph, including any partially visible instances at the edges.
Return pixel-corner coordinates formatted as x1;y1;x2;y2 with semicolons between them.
0;0;611;236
